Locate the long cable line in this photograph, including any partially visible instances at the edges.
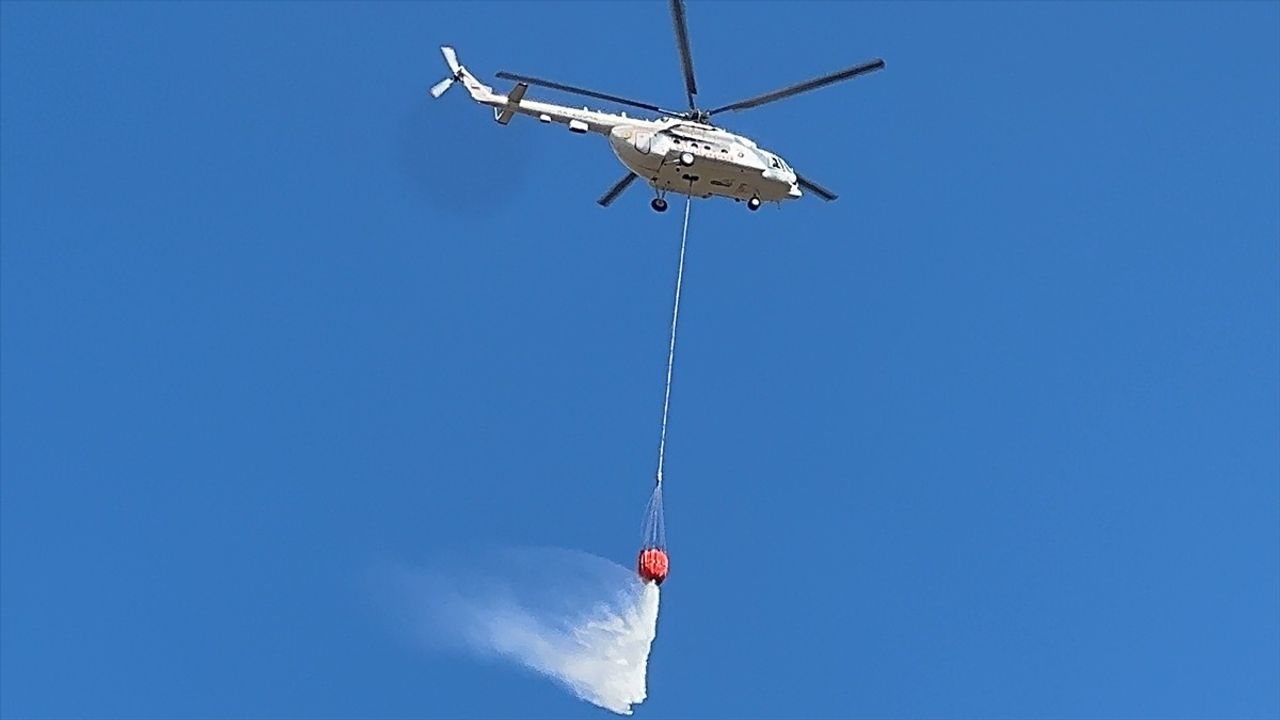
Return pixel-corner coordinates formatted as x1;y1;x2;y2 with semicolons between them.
654;192;692;488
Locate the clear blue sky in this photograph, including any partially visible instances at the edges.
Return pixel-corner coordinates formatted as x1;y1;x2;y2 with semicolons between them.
2;2;1277;718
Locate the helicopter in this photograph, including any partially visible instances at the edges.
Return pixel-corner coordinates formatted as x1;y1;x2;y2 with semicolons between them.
429;0;884;212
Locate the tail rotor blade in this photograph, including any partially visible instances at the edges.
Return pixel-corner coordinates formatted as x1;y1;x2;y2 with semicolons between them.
441;46;461;73
429;77;455;98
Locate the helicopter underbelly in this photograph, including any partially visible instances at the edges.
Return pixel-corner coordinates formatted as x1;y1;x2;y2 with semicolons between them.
608;129;796;204
648;155;794;202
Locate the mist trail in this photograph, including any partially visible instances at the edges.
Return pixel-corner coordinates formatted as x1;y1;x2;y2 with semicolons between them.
378;547;661;715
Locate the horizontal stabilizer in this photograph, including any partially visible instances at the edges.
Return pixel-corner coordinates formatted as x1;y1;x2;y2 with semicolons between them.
495;82;528;125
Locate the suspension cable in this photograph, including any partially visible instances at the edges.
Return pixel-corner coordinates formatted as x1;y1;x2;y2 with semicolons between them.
655;192;692;487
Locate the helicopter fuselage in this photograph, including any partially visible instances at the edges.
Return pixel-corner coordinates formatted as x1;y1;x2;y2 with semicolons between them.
432;0;881;209
443;58;802;206
607;119;801;204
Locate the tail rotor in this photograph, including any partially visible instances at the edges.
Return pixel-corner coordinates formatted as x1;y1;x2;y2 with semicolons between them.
429;46;463;98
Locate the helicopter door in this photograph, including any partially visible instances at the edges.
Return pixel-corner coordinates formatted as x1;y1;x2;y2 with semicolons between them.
635;131;652;154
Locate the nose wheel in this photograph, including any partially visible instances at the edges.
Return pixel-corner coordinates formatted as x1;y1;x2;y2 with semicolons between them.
747;196;762;211
651;197;668;213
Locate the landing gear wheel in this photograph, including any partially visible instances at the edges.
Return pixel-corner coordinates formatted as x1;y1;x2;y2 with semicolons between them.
679;151;695;166
651;198;669;213
747;196;762;211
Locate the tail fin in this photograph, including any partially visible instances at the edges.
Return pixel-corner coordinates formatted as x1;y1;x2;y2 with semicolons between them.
429;46;494;101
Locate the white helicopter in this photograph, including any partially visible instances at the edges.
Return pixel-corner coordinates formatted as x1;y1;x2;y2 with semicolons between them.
429;0;884;212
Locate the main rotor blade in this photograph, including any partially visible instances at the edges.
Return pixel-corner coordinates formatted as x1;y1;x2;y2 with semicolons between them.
708;58;885;115
797;174;838;201
669;0;699;110
495;71;680;116
598;172;640;207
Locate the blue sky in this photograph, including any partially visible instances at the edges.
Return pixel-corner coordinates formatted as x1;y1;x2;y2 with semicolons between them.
2;1;1277;718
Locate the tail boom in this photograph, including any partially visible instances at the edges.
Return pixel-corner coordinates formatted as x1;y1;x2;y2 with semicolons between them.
431;46;640;135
